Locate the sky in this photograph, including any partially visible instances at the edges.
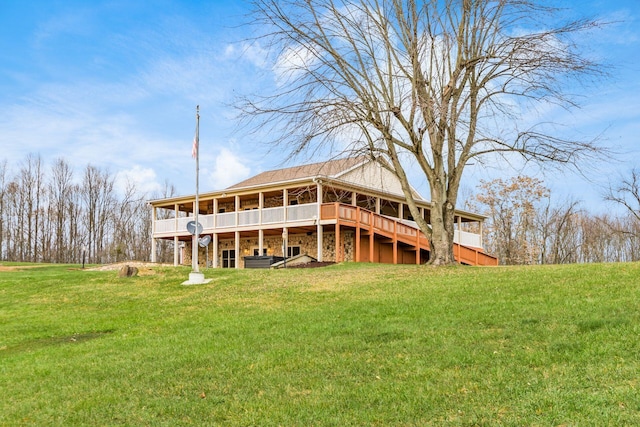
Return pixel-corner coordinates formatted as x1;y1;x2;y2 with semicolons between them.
1;0;639;214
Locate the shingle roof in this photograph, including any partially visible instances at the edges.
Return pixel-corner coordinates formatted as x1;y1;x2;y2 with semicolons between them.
226;156;367;189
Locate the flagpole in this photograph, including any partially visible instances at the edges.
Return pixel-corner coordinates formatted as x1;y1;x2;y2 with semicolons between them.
193;105;200;273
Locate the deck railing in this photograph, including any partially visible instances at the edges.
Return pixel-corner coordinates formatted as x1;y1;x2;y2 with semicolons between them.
154;202;495;265
154;203;319;234
321;203;482;248
320;203;496;266
154;202;482;249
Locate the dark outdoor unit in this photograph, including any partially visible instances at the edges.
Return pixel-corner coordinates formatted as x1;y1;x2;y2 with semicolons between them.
243;255;285;269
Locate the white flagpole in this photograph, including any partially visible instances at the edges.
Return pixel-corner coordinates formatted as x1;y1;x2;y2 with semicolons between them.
192;105;200;273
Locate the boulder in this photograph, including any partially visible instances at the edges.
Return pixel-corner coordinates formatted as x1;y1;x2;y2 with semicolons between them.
117;265;138;278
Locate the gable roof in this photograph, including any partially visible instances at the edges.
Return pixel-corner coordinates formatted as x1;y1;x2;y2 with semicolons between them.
226;156;367;189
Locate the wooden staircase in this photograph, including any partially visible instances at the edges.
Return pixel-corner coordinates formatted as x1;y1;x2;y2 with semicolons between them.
320;203;498;266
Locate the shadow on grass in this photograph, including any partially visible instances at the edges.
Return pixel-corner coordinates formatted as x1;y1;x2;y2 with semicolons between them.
1;329;115;356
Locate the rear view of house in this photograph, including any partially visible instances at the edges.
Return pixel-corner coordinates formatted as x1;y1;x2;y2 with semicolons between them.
149;157;497;267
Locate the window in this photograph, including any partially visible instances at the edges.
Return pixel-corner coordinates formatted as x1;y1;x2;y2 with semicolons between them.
218;208;226;213
222;249;235;268
287;246;301;258
253;248;267;256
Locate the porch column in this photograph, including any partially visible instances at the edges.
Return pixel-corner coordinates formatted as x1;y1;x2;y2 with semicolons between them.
335;222;341;262
355;207;361;262
375;197;381;215
173;236;179;266
258;229;264;256
259;192;263;225
399;203;404;220
283;189;288;222
479;221;484;248
151;238;157;263
282;227;288;261
317;225;323;261
174;203;179;235
316;181;323;262
393;221;398;264
151;206;157;262
351;191;357;206
369;216;374;263
234;231;240;269
235;195;240;227
212;233;219;268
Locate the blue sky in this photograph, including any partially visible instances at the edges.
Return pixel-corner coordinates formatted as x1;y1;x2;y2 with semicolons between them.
1;0;639;213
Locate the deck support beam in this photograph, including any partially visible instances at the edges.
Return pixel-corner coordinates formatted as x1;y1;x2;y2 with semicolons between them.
173;236;179;266
369;217;375;263
234;231;240;269
317;224;323;261
392;221;398;264
213;233;218;268
316;181;323;262
335;222;341;262
355;207;361;262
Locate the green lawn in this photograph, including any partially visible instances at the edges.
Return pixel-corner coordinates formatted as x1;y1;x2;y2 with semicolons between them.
1;262;639;426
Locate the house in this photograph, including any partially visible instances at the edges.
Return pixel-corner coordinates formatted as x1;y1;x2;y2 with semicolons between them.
149;157;498;267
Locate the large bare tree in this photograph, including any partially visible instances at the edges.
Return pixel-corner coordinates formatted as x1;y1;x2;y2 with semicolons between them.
606;169;640;226
241;0;606;265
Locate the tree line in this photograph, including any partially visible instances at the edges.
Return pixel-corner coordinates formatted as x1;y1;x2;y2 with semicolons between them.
468;175;640;265
1;153;637;266
0;154;175;265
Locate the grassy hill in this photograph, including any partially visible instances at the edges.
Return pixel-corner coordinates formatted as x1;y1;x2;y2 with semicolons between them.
1;262;639;426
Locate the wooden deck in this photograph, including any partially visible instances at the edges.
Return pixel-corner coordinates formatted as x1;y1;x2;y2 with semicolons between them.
321;203;498;266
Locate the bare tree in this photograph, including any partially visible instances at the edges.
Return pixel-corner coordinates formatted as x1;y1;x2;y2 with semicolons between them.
539;199;582;264
241;0;607;264
0;160;7;260
48;158;75;262
473;176;549;264
81;165;116;264
150;180;178;263
0;154;180;265
606;168;640;227
15;154;45;262
111;179;153;262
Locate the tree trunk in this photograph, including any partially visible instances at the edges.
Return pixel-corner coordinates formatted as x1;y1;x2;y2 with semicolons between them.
429;195;456;266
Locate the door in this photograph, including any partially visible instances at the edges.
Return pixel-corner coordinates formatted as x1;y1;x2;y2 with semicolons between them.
222;249;235;268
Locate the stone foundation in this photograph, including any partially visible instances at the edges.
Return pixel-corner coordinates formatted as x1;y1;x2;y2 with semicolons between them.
182;229;356;268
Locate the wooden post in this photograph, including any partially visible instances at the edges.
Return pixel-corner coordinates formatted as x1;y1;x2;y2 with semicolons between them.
393;220;398;264
415;229;420;265
317;181;323;262
369;214;375;263
213;233;218;268
335;219;341;263
235;195;240;227
355;207;361;262
234;231;240;269
173;236;179;266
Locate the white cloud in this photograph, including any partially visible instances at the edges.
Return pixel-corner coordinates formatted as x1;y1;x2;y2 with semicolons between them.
207;148;251;189
115;165;162;196
273;44;320;86
225;42;269;69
